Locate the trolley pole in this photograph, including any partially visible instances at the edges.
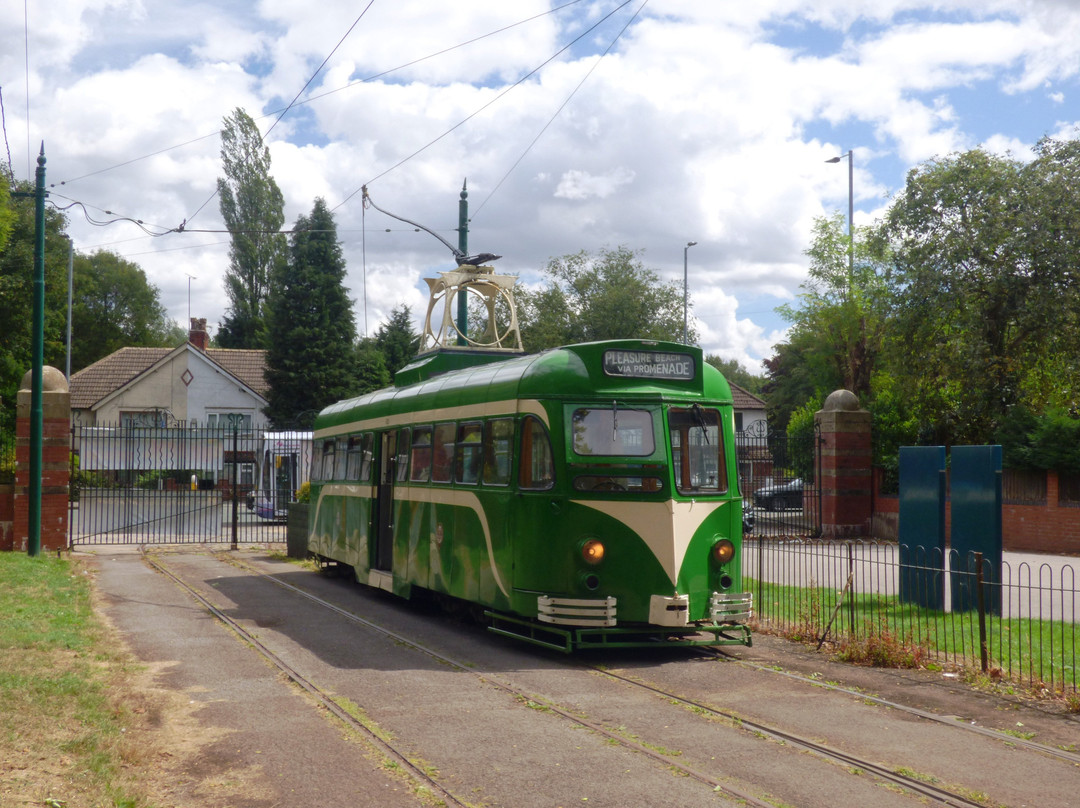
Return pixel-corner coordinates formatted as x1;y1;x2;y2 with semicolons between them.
455;179;468;345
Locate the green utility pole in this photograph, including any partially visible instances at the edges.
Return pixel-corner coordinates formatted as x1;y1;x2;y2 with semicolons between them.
29;145;47;556
455;179;468;345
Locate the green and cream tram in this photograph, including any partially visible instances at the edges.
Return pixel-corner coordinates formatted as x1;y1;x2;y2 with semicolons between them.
308;340;752;651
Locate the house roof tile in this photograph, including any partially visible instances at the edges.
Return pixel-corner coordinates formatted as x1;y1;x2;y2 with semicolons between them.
70;344;268;409
729;381;766;410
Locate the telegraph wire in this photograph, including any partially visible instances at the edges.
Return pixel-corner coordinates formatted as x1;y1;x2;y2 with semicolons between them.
50;2;586;191
0;87;13;178
181;3;377;231
473;0;650;219
23;0;31;180
262;0;376;142
337;0;637;209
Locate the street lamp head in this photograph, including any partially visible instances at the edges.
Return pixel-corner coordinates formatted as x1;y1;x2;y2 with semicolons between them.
825;156;842;163
687;241;697;248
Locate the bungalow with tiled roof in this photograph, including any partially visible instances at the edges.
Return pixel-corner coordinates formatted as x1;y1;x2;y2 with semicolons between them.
69;319;269;429
730;382;767;435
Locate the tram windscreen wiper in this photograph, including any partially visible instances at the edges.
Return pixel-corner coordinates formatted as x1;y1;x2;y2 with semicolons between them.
691;404;710;445
612;400;618;442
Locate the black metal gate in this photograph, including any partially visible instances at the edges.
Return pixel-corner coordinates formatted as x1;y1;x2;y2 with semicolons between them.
736;421;822;537
69;424;310;545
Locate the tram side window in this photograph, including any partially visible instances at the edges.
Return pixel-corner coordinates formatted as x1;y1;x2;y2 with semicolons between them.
410;426;432;482
334;437;349;480
394;428;410;482
359;433;374;482
482;418;514;486
320;440;335;481
669;407;727;494
345;434;366;481
519;416;554;490
432;423;455;483
455;422;483;484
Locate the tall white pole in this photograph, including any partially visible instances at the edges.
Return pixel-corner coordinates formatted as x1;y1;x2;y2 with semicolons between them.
683;241;697;344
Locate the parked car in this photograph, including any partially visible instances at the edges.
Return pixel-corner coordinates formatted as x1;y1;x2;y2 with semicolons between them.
742;503;755;534
753;478;803;511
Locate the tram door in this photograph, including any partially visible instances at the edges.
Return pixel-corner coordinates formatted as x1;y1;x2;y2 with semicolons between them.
374;431;396;572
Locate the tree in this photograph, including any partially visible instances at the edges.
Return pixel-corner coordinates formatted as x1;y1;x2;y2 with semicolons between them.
355;337;391;392
0;174;71;428
216;108;287;349
374;305;419;378
763;214;889;433
264;199;359;428
518;246;689;351
875;142;1080;443
704;355;766;395
70;251;183;372
776;213;889;402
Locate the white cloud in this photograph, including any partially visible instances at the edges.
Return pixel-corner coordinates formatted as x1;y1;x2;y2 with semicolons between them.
4;0;1080;370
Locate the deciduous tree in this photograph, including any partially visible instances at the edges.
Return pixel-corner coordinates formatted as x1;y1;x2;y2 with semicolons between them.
518;246;689;351
70;251;182;372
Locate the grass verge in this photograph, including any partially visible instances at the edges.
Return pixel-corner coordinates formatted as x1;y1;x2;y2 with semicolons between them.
748;577;1078;711
0;553;155;808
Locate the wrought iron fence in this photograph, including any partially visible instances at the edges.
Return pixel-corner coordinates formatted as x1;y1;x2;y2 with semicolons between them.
744;537;1078;695
736;423;822;537
70;424;311;546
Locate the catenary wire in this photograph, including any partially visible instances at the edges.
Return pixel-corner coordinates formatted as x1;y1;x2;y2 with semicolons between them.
473;0;650;219
182;3;377;229
338;0;637;208
50;2;585;191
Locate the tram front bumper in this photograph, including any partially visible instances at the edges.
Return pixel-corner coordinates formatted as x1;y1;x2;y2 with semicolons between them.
648;593;690;626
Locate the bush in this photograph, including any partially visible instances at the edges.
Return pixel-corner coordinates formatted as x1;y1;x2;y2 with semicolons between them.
296;481;310;503
996;408;1080;472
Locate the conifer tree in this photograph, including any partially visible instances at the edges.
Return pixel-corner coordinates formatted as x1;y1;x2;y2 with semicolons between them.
264;199;358;427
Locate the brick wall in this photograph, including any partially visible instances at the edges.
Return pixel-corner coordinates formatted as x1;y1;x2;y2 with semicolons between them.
0;483;12;551
872;468;1080;554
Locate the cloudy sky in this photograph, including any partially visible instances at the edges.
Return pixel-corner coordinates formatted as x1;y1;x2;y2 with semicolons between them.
3;0;1079;371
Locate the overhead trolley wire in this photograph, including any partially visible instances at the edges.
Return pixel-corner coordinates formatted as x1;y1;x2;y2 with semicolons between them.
473;0;650;219
338;0;638;209
50;1;586;194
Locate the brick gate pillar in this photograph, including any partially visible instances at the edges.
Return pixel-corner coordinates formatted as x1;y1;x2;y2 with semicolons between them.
814;389;872;539
14;366;70;552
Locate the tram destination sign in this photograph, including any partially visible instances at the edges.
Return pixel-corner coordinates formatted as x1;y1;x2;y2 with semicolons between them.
602;349;695;381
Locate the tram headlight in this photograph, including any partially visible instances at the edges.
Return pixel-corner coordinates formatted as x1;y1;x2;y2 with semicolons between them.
712;539;735;565
582;539;605;565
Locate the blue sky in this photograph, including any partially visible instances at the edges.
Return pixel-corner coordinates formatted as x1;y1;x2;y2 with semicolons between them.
3;0;1079;371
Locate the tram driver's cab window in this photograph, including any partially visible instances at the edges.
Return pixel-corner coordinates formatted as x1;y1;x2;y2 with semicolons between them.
571;407;655;457
519;416;554;490
669;406;727;494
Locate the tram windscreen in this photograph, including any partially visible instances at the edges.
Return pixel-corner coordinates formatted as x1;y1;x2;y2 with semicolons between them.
669;406;727;493
571;408;655;457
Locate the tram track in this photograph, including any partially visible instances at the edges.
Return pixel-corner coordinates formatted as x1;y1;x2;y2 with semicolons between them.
150;549;775;807
142;551;471;808
697;648;1080;767
167;549;1049;807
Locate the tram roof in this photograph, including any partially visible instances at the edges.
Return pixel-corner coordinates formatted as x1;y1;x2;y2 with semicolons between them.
313;340;732;434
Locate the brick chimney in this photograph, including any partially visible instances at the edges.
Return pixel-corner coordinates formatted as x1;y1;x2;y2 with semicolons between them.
189;317;209;351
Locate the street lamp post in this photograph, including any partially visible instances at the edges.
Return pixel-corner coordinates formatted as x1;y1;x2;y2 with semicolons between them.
683;241;697;344
826;150;854;274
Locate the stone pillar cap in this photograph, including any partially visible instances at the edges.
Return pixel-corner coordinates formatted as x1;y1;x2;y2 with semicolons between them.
822;389;861;412
19;365;69;393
